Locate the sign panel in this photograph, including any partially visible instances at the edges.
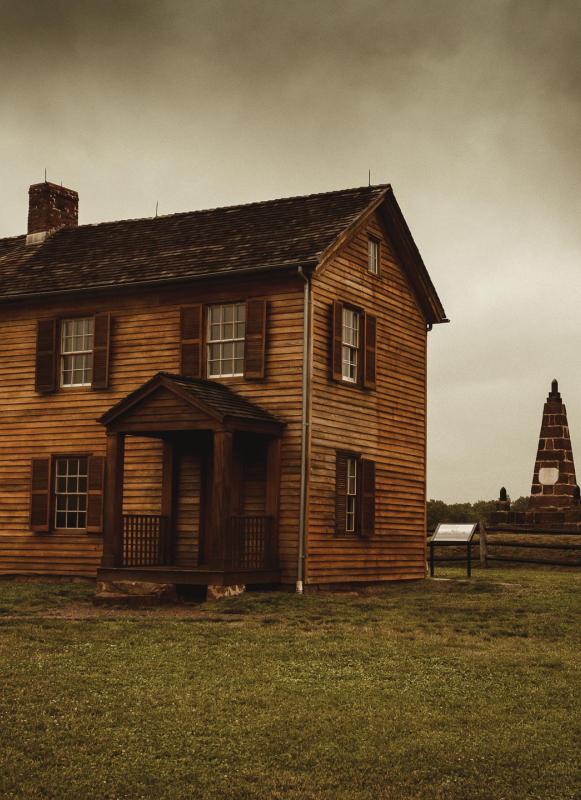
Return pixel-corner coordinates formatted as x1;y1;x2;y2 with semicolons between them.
432;523;477;543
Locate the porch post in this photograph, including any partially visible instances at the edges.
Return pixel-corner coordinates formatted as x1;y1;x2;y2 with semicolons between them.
265;436;282;568
209;430;233;569
101;432;125;568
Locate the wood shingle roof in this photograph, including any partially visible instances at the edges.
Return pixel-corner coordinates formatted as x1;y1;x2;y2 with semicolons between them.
0;185;389;301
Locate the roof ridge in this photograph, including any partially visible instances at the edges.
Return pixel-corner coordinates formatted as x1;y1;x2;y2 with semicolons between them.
19;183;390;238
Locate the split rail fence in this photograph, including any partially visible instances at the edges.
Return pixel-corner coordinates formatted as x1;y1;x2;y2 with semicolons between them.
427;523;581;569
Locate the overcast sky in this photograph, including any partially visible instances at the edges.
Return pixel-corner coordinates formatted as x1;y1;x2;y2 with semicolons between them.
1;0;580;502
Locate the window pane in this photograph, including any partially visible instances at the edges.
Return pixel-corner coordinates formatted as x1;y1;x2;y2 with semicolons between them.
234;341;244;359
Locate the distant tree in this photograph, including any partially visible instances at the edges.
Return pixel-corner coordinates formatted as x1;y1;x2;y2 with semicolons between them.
427;498;505;529
510;496;530;511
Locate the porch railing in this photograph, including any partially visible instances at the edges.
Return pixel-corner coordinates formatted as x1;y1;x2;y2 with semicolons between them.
122;514;171;567
228;515;276;571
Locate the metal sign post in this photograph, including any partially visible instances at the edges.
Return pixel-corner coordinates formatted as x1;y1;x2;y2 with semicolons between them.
429;523;478;577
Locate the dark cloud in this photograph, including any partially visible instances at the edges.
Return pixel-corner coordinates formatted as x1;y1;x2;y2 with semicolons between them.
1;0;580;500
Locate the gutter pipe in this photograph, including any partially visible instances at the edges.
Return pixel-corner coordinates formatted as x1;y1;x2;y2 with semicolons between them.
296;264;311;594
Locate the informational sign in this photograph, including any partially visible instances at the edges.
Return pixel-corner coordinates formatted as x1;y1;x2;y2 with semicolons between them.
429;523;478;577
431;523;477;543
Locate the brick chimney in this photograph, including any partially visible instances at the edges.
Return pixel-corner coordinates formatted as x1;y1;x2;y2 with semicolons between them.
26;181;78;245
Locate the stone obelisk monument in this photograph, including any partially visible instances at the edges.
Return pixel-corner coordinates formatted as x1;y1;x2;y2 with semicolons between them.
491;379;580;528
528;379;577;513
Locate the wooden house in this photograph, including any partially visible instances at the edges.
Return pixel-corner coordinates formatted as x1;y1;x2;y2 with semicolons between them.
0;181;447;594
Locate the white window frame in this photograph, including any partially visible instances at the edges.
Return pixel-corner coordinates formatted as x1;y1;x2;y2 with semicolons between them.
341;307;360;383
346;457;358;533
60;317;94;388
207;303;246;378
54;456;88;530
368;237;380;275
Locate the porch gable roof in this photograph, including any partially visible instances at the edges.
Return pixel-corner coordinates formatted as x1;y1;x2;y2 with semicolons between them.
98;372;284;435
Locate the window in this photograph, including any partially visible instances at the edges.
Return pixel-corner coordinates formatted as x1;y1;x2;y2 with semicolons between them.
368;237;380;275
336;452;376;537
342;307;360;383
207;303;246;377
346;457;357;533
60;318;94;387
54;457;88;529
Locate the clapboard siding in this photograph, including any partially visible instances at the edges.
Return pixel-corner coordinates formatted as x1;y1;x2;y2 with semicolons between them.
306;209;428;584
0;274;304;582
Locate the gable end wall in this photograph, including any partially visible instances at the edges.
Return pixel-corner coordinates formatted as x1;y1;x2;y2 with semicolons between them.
307;208;428;584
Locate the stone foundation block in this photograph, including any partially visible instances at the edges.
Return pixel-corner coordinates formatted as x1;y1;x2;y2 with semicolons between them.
206;584;246;601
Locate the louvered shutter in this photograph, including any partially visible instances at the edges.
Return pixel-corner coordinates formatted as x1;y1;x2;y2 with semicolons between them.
86;456;105;533
359;459;376;537
30;457;51;532
363;313;377;390
91;313;111;389
331;301;343;382
244;299;267;379
180;305;203;377
35;319;57;393
335;451;348;535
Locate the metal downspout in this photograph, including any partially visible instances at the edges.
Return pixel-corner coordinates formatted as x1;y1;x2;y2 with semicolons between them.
296;265;311;593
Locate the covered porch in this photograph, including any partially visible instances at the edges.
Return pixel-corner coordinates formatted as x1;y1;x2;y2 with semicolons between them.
96;372;284;587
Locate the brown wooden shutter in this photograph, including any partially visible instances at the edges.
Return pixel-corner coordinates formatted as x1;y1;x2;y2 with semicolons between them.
335;451;348;535
30;457;51;532
359;459;376;537
363;313;377;390
86;455;105;533
331;301;343;382
244;299;267;379
35;319;57;393
91;313;111;390
180;305;203;377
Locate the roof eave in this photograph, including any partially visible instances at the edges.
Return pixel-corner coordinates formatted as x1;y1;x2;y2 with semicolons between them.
0;259;319;306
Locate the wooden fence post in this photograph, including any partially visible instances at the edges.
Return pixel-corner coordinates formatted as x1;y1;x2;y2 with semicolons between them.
479;520;488;568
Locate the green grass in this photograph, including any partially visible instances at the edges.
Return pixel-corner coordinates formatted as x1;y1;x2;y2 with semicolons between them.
0;569;579;799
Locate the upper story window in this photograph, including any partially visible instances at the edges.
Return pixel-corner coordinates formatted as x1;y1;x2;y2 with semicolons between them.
35;313;110;394
368;237;380;275
207;303;246;377
60;318;94;387
342;307;360;383
54;456;88;529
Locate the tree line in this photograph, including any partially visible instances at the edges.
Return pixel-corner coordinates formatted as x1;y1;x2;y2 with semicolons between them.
427;497;529;529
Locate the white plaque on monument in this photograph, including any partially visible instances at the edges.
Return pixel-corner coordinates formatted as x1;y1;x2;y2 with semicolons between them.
539;467;559;486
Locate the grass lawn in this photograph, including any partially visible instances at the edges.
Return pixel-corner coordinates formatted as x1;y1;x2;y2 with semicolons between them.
0;569;579;800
